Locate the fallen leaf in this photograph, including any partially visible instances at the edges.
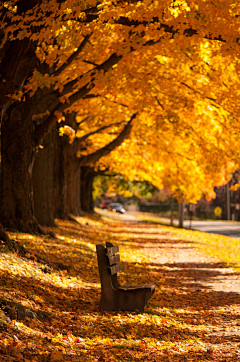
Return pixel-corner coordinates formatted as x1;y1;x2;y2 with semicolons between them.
50;351;64;361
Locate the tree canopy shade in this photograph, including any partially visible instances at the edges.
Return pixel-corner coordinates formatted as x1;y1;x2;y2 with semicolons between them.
1;0;240;232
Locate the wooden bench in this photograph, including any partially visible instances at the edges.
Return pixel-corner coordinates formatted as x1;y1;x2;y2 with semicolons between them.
96;242;156;311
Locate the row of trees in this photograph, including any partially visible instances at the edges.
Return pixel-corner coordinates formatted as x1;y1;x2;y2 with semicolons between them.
1;0;240;233
32;111;136;228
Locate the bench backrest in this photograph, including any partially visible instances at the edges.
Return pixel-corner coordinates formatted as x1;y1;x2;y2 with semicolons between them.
96;242;121;291
106;244;121;275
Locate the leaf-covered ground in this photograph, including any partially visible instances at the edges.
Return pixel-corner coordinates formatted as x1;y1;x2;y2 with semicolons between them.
1;215;240;361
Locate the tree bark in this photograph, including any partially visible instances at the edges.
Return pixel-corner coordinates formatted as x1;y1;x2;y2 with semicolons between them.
54;114;82;219
80;166;95;213
0;0;41;116
0;38;38;116
178;200;185;228
0;101;43;233
53;132;68;219
33;129;56;227
66;164;82;216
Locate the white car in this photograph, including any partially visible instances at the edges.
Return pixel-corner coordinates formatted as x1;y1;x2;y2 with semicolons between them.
108;203;126;214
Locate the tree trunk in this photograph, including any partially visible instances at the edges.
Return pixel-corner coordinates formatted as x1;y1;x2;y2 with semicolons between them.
0;38;38;117
53;139;68;219
0;0;42;116
54;113;136;218
225;182;230;220
54;141;81;218
53;114;81;219
66;164;81;216
80;166;95;213
178;200;185;228
33;129;56;227
0;101;43;233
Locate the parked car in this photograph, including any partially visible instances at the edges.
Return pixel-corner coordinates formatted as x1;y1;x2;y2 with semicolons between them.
108;203;126;214
100;200;112;209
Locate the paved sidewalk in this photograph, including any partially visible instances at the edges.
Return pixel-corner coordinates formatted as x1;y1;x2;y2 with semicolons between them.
136;222;240;351
155;236;240;295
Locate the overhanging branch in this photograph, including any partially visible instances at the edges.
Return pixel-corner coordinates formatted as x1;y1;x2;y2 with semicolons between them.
53;33;92;77
34;53;123;145
61;52;122;97
78;113;137;166
78;121;126;143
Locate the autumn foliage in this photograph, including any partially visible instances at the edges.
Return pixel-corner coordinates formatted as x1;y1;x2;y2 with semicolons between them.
1;0;240;232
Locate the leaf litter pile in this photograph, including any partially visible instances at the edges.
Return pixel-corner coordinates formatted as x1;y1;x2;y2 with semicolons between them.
1;215;240;361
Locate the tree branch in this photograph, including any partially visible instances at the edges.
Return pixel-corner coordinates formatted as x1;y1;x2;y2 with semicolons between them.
53;34;92;77
77;14;233;44
33;6;235;147
78;121;126;143
156;97;164;110
82;59;99;67
61;52;122;97
180;82;231;112
78;113;137;166
34;53;123;145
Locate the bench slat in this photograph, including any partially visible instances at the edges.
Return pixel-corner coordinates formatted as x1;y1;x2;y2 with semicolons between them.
108;254;120;266
106;245;119;257
109;263;121;275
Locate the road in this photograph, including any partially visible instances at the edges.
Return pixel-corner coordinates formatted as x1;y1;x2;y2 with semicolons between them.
187;220;240;239
96;208;240;239
156;218;240;239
